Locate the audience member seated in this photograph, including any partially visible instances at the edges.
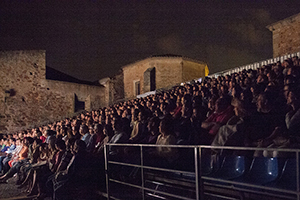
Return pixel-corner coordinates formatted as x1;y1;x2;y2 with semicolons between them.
201;96;234;144
255;86;300;157
79;125;90;145
0;137;33;183
155;117;178;166
53;140;94;200
245;91;285;147
211;98;249;154
142;116;160;144
1;139;23;175
108;118;129;157
129;109;148;143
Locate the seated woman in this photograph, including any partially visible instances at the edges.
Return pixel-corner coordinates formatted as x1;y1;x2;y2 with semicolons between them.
142;116;160;144
211;98;249;155
95;124;114;157
155;117;178;167
108;118;129;157
129;109;148;144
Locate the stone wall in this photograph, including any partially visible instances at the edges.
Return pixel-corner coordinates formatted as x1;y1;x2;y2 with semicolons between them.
0;50;106;134
111;72;124;104
268;13;300;57
45;80;105;111
154;58;183;90
123;59;150;99
122;56;206;99
182;60;207;82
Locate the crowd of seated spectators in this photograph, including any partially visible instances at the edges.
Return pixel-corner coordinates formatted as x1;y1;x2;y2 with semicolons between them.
0;56;300;199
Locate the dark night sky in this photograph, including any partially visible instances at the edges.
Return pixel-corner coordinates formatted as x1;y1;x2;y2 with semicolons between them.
1;1;300;81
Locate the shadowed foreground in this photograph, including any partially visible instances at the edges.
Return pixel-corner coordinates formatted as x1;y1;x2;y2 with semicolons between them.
0;175;39;200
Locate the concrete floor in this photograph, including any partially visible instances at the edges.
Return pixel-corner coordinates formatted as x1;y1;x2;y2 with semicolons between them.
0;175;33;200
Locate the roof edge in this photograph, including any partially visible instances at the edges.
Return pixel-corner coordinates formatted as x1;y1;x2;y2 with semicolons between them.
266;12;300;31
121;55;206;70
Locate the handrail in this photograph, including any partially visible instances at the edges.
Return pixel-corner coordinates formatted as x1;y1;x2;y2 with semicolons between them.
106;143;300;152
209;51;300;77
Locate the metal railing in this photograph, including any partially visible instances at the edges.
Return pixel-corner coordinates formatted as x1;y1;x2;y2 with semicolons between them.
103;144;300;200
209;51;300;78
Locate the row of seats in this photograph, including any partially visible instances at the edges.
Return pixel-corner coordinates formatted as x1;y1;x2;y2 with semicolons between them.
143;155;299;200
202;156;296;189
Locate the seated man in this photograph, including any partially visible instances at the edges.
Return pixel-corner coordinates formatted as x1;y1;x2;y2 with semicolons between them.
79;125;90;145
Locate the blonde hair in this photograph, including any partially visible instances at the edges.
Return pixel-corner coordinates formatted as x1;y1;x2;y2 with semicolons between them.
231;98;247;118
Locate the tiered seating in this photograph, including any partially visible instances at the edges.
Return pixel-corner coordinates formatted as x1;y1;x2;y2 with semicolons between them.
2;53;300;200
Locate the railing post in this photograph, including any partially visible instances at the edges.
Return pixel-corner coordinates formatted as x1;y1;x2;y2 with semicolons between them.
297;151;299;200
140;145;145;200
195;146;203;200
104;144;110;200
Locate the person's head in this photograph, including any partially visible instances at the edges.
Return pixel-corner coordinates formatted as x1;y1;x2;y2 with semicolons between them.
122;109;128;118
256;91;275;113
45;130;56;138
220;85;228;96
284;75;296;86
88;125;94;135
283;84;292;99
3;139;8;146
33;138;42;149
55;139;66;151
73;139;86;154
9;138;16;145
192;95;202;108
159;117;173;136
94;123;103;135
287;87;300;107
79;125;88;136
215;96;231;113
35;130;42;138
132;109;140;121
147;117;160;134
112;118;122;132
138;109;147;122
16;139;21;146
208;96;218;111
25;137;34;146
104;124;114;138
283;59;292;68
192;107;203;119
256;74;268;84
231;98;247;118
48;136;56;151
